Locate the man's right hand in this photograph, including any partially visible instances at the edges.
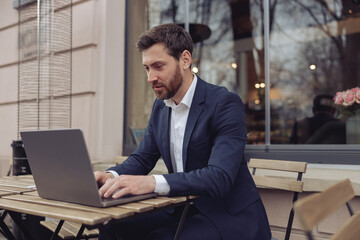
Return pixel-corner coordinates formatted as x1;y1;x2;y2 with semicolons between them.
94;171;114;187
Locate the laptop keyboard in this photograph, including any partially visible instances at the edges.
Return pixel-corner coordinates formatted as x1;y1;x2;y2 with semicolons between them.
101;194;132;202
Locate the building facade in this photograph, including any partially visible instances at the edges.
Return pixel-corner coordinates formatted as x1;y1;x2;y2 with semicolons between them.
0;0;360;176
0;0;126;174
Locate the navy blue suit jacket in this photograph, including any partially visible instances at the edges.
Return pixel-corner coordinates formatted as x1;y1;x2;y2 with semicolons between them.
109;77;270;239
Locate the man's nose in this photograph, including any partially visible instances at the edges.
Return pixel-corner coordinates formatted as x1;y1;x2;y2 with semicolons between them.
147;70;158;83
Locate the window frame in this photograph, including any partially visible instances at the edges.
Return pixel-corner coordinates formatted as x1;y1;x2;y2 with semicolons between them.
123;0;360;163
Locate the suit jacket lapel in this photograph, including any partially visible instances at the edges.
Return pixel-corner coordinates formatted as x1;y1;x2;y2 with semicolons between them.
182;78;205;170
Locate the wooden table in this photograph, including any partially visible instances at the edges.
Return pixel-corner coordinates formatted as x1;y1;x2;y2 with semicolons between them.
0;175;195;240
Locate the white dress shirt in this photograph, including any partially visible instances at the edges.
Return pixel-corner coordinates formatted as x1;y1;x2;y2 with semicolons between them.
153;75;197;195
109;75;198;195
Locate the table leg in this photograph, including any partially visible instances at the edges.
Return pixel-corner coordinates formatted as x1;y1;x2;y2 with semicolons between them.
50;219;64;240
8;211;36;240
1;210;7;219
74;224;85;240
0;211;16;240
174;203;190;240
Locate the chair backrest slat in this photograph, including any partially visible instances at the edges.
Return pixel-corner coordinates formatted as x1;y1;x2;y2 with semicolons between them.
249;158;307;173
294;178;355;232
253;175;304;192
330;211;360;240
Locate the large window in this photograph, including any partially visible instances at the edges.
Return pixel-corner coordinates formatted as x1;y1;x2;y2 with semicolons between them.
124;0;360;162
268;0;360;145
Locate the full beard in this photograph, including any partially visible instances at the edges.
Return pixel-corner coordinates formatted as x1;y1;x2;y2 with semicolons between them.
155;66;183;100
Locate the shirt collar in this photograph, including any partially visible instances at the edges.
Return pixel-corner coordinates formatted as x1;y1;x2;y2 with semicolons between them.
164;74;198;109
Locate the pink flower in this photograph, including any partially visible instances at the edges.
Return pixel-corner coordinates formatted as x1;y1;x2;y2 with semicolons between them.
333;87;360;119
334;91;344;105
351;87;360;93
356;89;360;104
342;90;355;106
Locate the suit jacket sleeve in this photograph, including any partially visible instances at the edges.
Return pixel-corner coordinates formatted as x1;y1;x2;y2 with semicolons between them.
107;101;162;176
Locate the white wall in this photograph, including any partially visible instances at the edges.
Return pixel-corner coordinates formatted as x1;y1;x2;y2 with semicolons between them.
0;0;126;175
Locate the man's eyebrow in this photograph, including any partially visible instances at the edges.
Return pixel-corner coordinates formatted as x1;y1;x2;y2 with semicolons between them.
144;61;166;68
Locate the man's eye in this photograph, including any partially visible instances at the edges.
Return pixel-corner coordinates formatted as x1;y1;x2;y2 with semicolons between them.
155;65;163;69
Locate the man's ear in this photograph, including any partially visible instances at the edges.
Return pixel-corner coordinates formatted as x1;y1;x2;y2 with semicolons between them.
181;50;192;70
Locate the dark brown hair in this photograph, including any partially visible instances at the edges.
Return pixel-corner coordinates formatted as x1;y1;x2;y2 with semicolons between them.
136;23;193;60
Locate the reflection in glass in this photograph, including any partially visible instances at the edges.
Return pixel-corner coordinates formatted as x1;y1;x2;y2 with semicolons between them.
289;94;345;144
125;0;266;150
269;0;360;144
124;0;360;153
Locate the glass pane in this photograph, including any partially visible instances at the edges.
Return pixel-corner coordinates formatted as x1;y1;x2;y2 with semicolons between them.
124;0;268;151
270;0;360;144
187;0;266;144
124;0;180;154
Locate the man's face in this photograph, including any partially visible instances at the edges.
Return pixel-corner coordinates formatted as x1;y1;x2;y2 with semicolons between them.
142;43;183;100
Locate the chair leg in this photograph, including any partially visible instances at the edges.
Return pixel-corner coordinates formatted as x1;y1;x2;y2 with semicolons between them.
284;192;299;240
306;231;313;240
284;208;295;240
346;202;354;216
174;203;190;240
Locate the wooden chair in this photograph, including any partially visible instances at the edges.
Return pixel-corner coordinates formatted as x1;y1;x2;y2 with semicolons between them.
41;220;99;239
294;178;360;240
248;158;307;240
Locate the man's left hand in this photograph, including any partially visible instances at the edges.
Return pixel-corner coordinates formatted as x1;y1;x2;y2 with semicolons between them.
99;175;156;199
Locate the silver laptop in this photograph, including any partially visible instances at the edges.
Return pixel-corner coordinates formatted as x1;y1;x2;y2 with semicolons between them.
20;129;157;207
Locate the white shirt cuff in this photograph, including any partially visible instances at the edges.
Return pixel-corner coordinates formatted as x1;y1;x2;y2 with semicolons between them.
152;175;170;195
105;170;119;178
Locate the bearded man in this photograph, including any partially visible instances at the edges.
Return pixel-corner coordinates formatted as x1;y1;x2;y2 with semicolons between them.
95;23;271;240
